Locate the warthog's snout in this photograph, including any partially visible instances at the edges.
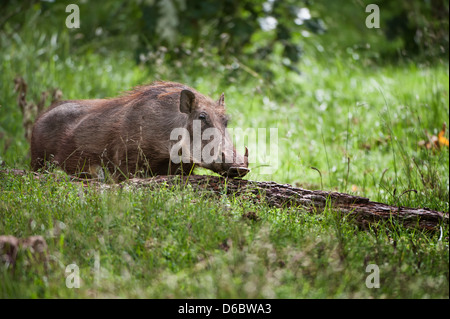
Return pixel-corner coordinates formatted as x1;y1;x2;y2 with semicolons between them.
219;147;249;178
225;167;250;178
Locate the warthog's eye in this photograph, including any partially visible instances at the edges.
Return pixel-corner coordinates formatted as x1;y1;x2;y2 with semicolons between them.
198;112;207;121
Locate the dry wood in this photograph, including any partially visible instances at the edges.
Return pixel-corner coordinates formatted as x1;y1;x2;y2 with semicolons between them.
122;175;448;231
2;169;448;231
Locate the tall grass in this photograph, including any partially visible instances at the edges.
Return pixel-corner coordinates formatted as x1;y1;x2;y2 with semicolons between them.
1;20;449;211
1;171;448;298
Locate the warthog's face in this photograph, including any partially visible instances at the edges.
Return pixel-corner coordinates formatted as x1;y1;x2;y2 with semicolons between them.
177;89;249;178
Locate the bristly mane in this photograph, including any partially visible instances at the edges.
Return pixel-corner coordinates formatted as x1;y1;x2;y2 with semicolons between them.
121;81;191;98
113;81;224;113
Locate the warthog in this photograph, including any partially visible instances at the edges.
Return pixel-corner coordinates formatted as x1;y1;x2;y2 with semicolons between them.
31;81;249;180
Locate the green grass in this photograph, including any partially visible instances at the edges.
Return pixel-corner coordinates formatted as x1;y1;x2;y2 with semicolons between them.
0;10;449;298
1;172;448;298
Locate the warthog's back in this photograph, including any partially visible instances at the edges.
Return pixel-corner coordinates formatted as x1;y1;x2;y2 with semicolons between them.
30;83;194;176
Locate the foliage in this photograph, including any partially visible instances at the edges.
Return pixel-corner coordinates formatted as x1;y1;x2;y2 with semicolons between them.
312;0;449;63
1;0;447;78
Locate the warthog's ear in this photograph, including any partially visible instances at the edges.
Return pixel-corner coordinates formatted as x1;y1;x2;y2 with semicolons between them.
218;92;225;108
180;90;196;114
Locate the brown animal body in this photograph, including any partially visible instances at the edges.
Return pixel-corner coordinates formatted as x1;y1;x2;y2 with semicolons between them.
31;81;249;180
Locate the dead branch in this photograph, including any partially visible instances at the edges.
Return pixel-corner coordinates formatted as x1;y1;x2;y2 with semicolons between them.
2;169;447;232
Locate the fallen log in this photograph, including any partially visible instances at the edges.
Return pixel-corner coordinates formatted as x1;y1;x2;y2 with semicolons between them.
2;169;448;231
121;175;448;232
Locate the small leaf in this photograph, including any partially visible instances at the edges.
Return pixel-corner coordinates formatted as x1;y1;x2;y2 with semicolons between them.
418;123;449;150
438;123;449;147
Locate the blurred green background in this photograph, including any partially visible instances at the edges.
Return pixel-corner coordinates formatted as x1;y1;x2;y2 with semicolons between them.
1;0;448;73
